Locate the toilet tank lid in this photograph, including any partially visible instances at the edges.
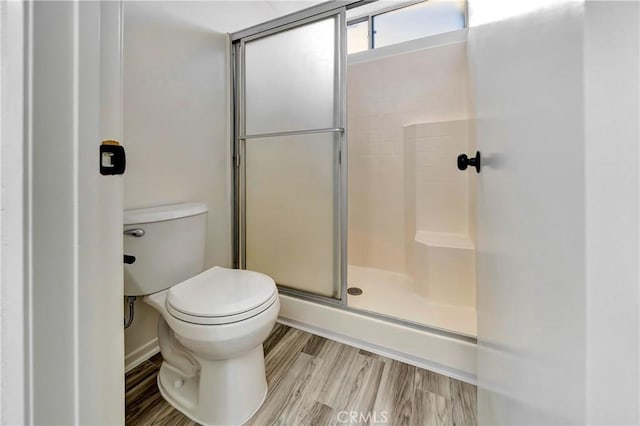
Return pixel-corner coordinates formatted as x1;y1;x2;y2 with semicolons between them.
124;202;208;225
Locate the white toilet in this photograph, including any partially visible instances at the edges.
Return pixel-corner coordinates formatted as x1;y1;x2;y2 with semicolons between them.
123;202;279;426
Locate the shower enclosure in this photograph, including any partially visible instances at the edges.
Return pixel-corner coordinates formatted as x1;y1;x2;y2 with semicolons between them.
232;0;475;339
229;2;640;423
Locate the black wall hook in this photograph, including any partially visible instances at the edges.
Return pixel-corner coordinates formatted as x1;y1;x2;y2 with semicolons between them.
457;151;481;173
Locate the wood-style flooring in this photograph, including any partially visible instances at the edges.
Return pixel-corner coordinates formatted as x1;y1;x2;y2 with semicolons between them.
126;324;477;426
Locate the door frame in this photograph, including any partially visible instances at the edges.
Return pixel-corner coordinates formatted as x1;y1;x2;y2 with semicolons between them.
0;2;125;423
0;1;28;423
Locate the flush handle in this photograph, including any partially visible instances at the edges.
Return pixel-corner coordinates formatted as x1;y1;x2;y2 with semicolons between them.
124;228;145;237
457;151;481;173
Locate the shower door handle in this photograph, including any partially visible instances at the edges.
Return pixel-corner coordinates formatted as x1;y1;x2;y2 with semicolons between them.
457;151;481;173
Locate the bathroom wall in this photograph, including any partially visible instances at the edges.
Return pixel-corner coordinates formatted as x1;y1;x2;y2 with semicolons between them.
471;3;586;418
28;3;125;423
122;2;231;368
347;32;473;274
1;3;27;424
469;0;640;420
407;120;473;236
404;120;476;308
584;1;639;423
472;2;640;424
120;0;323;370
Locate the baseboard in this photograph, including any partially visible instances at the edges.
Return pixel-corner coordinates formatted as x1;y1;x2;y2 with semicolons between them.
125;337;160;373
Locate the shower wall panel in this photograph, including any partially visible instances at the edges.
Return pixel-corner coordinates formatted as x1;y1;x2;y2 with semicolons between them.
347;37;472;274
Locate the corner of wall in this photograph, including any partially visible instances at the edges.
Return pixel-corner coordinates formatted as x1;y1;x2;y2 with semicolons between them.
122;3;233;365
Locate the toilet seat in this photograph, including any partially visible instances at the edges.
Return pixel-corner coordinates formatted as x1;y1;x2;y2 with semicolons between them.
166;266;278;325
168;292;278;325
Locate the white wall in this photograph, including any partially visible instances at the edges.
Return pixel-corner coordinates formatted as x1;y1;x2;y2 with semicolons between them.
122;2;231;366
30;5;78;420
347;33;473;273
128;1;324;35
28;2;124;423
584;1;639;424
472;1;640;424
471;2;587;424
123;3;231;268
120;0;323;368
79;3;126;424
404;120;476;309
409;120;473;236
0;2;26;424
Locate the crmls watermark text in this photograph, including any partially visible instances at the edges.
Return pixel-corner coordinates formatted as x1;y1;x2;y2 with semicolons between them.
336;410;389;424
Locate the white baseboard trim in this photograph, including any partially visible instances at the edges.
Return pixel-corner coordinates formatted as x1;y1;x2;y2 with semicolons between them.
125;338;160;373
277;316;477;385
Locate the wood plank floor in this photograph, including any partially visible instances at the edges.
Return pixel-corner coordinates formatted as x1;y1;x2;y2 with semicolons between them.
126;324;477;426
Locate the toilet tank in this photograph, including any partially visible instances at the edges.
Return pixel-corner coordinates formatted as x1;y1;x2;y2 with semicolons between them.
123;203;208;296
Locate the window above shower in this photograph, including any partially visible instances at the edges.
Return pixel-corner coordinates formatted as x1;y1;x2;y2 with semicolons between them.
346;0;467;54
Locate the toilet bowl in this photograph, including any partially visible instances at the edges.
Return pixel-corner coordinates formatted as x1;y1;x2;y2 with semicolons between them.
123;203;279;425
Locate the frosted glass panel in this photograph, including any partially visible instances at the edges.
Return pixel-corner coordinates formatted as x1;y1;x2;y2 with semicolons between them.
245;134;337;297
245;17;336;135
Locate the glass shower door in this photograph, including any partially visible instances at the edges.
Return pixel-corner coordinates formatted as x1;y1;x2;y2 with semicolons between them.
237;11;346;300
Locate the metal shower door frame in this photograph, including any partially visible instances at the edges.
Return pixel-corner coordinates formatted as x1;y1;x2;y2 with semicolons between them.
232;7;349;306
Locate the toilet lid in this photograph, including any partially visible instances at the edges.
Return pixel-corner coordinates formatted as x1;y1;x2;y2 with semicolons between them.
166;266;277;320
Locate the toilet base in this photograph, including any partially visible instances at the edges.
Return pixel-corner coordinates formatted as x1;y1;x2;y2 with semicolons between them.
157;345;268;426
